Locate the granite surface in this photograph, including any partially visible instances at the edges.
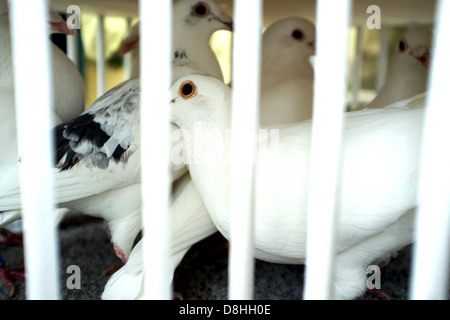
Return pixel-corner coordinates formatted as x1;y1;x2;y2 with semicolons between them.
1;211;430;301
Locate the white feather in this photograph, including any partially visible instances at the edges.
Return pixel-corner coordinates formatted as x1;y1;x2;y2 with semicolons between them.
361;29;432;110
169;74;426;299
260;17;315;125
101;173;216;300
120;0;233;81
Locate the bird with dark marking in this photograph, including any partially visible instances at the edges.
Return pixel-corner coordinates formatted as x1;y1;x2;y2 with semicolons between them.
0;78;142;268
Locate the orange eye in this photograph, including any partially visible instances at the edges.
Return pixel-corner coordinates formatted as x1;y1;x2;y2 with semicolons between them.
398;37;408;53
192;2;210;17
178;80;198;100
292;29;304;41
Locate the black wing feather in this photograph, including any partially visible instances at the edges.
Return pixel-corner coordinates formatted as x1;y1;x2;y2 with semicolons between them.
54;113;127;171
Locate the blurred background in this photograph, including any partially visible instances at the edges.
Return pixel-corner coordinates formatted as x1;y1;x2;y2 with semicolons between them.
49;0;436;109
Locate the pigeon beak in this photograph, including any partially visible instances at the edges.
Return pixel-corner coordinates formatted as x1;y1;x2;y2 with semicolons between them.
48;8;74;35
120;35;139;56
50;21;74;35
308;40;316;51
410;45;430;69
216;13;234;31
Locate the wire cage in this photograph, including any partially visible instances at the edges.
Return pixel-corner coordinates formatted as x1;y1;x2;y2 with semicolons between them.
1;0;449;300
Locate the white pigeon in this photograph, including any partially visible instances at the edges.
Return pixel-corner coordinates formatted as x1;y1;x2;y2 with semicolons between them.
362;29;432;110
168;74;426;300
351;29;432;278
120;0;233;81
0;1;85;165
259;17;315;126
101;172;217;300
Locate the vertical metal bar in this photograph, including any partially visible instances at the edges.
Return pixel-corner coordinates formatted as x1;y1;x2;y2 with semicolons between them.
304;0;352;300
228;0;262;300
351;26;363;110
139;0;172;300
96;14;106;97
8;0;59;299
66;30;78;66
376;26;389;91
124;17;133;80
410;0;450;300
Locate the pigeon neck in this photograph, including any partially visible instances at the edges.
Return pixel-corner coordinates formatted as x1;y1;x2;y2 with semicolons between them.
262;54;313;88
175;110;232;234
367;63;428;109
172;31;223;81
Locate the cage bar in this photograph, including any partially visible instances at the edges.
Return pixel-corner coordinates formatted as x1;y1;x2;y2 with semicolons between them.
228;0;263;300
96;14;106;97
376;26;389;91
139;0;173;300
351;25;363;110
8;0;60;300
66;30;78;66
124;17;133;80
303;0;352;300
410;0;450;300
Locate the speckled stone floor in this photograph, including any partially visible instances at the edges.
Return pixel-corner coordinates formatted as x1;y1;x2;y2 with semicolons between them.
0;212;447;300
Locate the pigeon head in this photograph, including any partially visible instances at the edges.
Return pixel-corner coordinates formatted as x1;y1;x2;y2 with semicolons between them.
0;0;74;35
363;28;432;109
0;2;73;89
263;17;316;62
175;0;233;35
120;22;139;55
48;6;74;35
169;74;231;128
261;16;316;81
119;0;233;57
0;0;72;35
396;29;433;69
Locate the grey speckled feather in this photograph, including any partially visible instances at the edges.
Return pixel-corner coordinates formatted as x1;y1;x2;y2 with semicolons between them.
55;78;140;170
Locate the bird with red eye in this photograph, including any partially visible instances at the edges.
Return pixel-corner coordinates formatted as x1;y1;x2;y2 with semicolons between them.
178;80;198;100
